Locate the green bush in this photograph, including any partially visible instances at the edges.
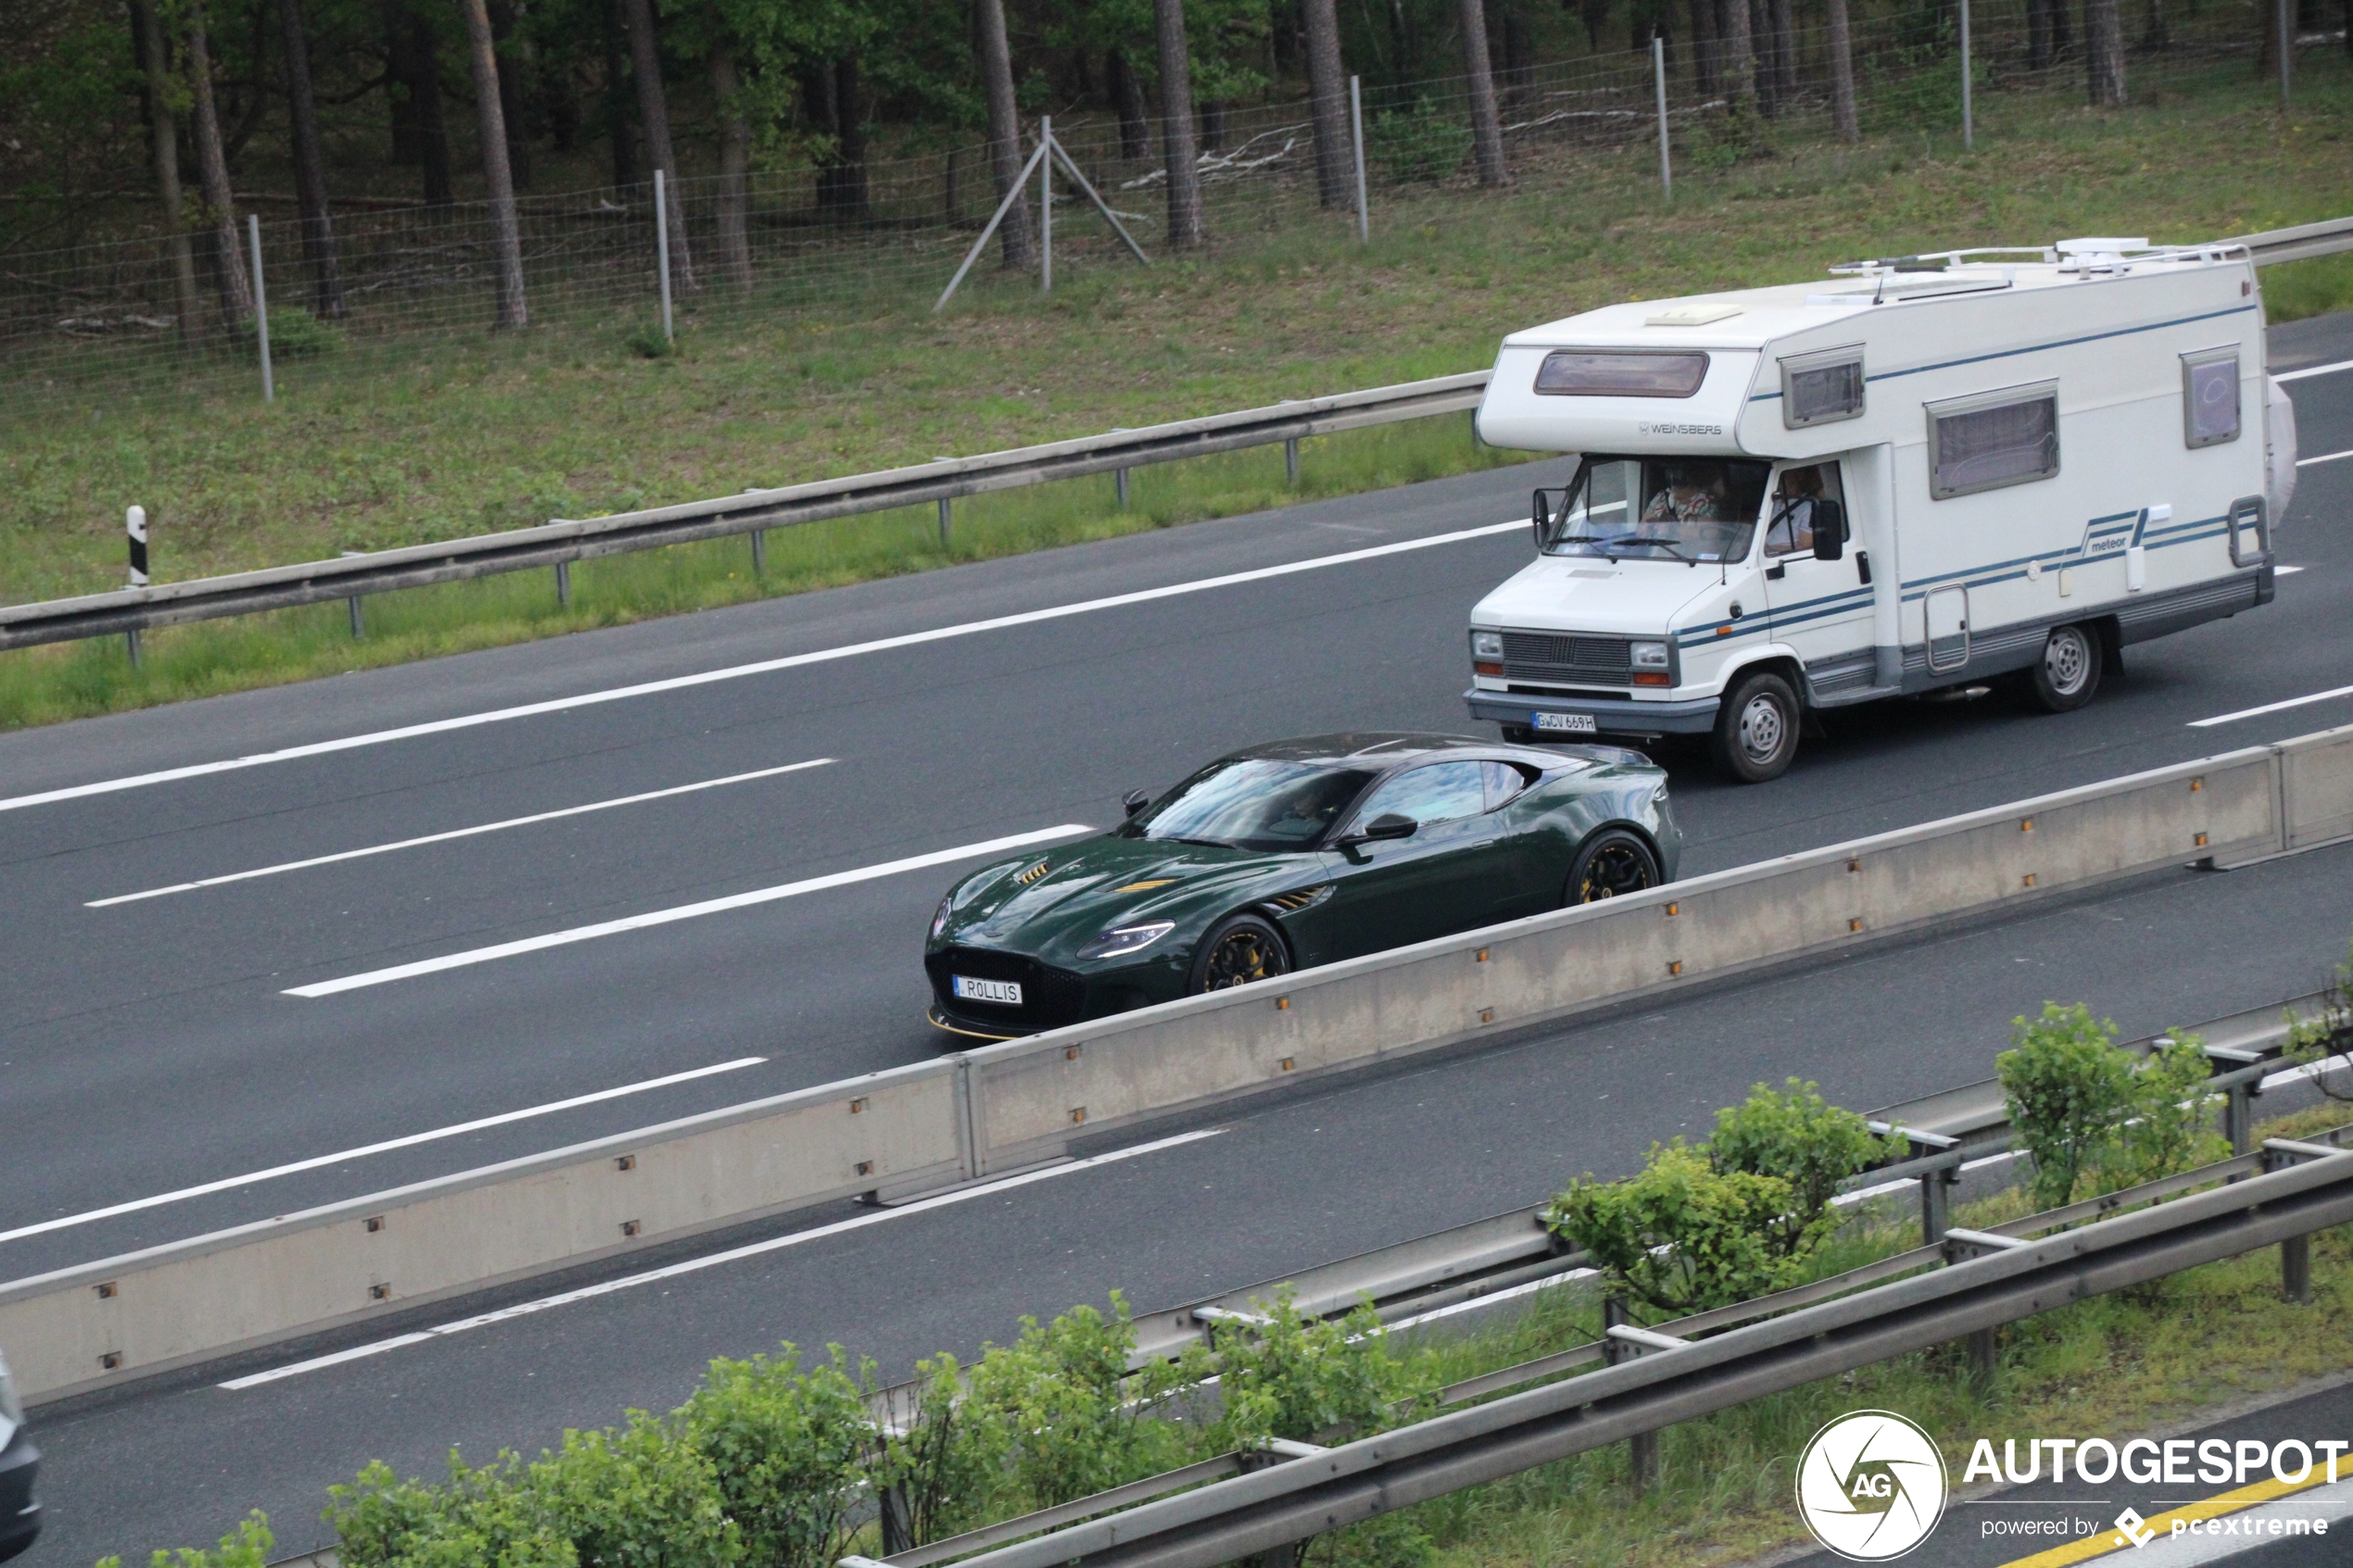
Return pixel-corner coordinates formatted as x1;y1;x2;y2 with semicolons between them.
1708;1078;1895;1242
963;1292;1195;1511
1999;1002;2231;1209
682;1347;871;1568
1545;1140;1813;1316
98;1512;276;1568
241;307;346;359
1367;97;1472;183
1202;1288;1403;1452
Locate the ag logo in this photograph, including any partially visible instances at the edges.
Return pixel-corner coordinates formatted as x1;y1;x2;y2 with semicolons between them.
1793;1411;1949;1561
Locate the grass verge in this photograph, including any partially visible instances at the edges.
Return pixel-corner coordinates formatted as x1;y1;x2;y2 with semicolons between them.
4;60;2347;732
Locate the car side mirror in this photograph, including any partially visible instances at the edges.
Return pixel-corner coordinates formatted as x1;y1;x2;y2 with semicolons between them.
1812;500;1847;561
1353;812;1417;843
1531;488;1553;549
1121;789;1151;819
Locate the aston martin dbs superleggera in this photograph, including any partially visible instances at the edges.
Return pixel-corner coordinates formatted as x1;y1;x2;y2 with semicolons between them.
924;733;1680;1039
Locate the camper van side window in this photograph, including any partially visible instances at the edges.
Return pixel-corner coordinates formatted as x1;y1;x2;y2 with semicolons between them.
1925;383;2060;500
1535;351;1710;398
2181;348;2241;447
1780;348;1866;428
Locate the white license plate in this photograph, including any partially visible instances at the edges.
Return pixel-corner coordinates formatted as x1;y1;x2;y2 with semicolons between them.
952;975;1023;1006
1534;711;1598;734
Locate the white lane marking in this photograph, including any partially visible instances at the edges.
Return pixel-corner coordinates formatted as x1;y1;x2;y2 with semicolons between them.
0;1057;767;1247
284;823;1094;997
2189;684;2353;727
2275;358;2353;383
3;521;1528;816
87;759;836;907
2296;447;2353;469
220;1127;1226;1389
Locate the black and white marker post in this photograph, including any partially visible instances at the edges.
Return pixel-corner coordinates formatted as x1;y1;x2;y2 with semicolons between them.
125;504;148;666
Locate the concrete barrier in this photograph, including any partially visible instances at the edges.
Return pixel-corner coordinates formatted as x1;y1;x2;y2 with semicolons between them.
5;722;2346;1403
0;1060;965;1402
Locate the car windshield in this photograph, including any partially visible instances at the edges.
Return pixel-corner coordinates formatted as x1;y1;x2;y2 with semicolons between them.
1127;758;1377;851
1541;455;1771;563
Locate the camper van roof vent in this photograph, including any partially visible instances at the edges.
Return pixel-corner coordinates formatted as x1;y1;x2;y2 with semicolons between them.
1644;304;1743;327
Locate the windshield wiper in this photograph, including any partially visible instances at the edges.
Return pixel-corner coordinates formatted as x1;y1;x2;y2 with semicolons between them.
1602;537;1701;566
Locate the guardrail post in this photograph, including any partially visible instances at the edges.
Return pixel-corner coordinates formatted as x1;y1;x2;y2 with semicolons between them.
751;529;765;575
1940;1234;2002;1393
2263;1146;2317;1302
349;595;364;638
938;496;952;548
1115;468;1130;509
1600;1297;1660;1492
1284;437;1300;487
556;559;572;607
1919;1166;1953;1248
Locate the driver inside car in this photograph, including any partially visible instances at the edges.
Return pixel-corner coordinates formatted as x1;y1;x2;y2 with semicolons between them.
1766;465;1828;556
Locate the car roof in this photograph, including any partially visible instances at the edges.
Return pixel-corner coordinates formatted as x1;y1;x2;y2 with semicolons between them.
1226;733;1576;769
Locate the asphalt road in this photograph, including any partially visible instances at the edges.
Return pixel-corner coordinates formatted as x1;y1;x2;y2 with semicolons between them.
3;315;2348;1561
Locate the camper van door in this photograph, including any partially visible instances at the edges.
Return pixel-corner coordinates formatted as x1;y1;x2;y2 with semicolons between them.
1760;461;1873;683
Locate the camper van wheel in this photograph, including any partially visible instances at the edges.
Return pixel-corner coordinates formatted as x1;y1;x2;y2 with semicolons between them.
2027;624;2103;713
1711;670;1801;784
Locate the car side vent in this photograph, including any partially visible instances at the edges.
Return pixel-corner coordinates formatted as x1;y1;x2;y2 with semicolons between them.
1266;884;1334;913
1015;860;1051;885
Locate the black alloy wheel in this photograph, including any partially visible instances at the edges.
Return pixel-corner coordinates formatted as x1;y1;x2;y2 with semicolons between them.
1189;912;1293;993
1565;830;1661;905
1710;668;1802;784
2025;622;2103;713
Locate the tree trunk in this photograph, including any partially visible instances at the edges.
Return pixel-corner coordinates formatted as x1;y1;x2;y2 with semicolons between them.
708;37;751;285
1300;0;1350;207
1692;0;1720;98
1108;48;1151;161
974;0;1035;270
458;0;528;327
487;0;534;189
1153;0;1204;248
133;0;204;345
387;2;454;204
185;2;254;329
1720;0;1757;109
1456;0;1509;184
604;0;636;186
621;0;694;289
2085;0;2126;102
279;0;346;318
1767;0;1793;108
1825;0;1858;139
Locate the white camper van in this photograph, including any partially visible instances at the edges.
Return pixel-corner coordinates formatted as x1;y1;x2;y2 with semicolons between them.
1466;239;2301;782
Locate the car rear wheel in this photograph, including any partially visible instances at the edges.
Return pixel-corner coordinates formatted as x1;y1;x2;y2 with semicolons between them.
1710;669;1801;784
2025;623;2102;713
1565;830;1661;905
1189;913;1293;993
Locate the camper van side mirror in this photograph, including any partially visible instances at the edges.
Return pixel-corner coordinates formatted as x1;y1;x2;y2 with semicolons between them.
1812;500;1847;562
1531;489;1550;548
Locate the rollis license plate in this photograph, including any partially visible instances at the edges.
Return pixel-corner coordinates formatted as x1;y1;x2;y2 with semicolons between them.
952;975;1023;1006
1534;711;1597;734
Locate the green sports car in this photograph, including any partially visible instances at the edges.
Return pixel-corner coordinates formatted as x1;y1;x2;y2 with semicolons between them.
924;733;1681;1040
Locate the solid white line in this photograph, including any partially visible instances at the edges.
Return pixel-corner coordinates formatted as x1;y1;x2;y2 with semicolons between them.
4;521;1527;817
2276;358;2353;383
0;1057;769;1247
2189;684;2353;728
86;759;836;907
219;1127;1227;1389
283;823;1095;997
2296;447;2353;469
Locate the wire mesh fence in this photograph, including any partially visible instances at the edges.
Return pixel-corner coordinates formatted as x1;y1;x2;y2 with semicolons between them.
1;9;2335;419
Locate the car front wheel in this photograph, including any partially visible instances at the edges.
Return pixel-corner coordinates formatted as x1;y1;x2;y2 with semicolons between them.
1565;830;1661;905
1710;669;1801;783
1189;913;1293;993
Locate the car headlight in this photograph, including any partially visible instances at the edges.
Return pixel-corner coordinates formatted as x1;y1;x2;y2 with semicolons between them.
1629;641;1670;670
1076;921;1176;960
1470;630;1504;659
929;896;953;941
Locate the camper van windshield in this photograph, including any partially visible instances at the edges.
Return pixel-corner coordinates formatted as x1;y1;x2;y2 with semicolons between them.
1541;457;1772;563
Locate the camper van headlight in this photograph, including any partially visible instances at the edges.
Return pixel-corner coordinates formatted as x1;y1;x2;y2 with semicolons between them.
1629;642;1670;670
1471;631;1504;659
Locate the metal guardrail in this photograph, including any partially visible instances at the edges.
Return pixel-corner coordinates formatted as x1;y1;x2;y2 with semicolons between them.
882;1125;2353;1568
2;214;2343;653
0;373;1488;651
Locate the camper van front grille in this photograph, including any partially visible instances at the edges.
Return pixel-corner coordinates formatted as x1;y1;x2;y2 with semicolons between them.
1500;632;1633;688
